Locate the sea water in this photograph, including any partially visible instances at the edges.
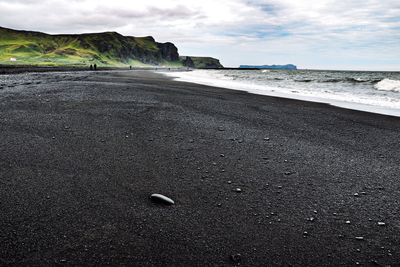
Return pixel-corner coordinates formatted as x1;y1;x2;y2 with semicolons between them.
163;69;400;117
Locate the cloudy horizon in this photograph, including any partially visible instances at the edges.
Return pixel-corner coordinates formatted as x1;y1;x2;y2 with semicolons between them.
0;0;399;71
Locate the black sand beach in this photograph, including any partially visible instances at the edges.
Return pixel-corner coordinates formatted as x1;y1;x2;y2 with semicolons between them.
0;70;399;266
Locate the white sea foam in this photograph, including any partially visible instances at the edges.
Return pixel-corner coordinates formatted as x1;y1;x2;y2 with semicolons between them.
375;79;400;92
162;70;400;117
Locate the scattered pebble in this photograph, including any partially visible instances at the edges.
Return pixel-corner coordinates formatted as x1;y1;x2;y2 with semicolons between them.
346;220;351;224
308;217;315;222
150;194;175;205
355;236;364;240
303;231;309;236
220;154;225;157
370;260;379;265
264;137;270;141
235;188;242;193
354;193;360;197
377;222;386;226
228;181;232;184
230;254;241;263
218;127;225;131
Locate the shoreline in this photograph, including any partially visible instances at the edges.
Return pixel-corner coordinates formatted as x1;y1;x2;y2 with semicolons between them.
161;70;400;118
0;70;399;266
0;65;191;75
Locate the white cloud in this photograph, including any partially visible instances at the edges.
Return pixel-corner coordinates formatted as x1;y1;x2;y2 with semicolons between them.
0;0;399;70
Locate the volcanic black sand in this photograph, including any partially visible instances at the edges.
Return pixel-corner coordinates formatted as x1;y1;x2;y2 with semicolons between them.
0;70;399;266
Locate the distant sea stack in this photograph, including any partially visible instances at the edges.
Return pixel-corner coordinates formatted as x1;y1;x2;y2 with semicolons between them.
0;26;223;68
180;56;223;69
240;64;297;70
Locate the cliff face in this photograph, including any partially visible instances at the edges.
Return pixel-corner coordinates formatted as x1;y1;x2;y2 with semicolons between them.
0;27;181;67
180;56;223;69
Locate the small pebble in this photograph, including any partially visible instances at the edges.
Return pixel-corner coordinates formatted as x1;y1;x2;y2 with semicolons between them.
303;231;309;236
354;193;360;197
230;254;241;263
235;188;242;193
377;222;386;226
228;181;232;184
346;220;351;224
355;236;364;240
150;194;175;205
220;154;225;157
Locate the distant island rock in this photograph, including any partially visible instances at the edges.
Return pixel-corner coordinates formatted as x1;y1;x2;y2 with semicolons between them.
180;56;223;69
239;64;297;70
0;26;223;69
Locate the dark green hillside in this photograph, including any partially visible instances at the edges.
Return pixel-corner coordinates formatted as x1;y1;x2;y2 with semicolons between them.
0;27;181;67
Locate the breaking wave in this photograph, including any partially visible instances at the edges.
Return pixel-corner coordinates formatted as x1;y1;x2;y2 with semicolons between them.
374;79;400;92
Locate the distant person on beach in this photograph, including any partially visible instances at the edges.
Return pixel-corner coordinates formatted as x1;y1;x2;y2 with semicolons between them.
90;64;93;70
130;66;132;70
94;64;97;70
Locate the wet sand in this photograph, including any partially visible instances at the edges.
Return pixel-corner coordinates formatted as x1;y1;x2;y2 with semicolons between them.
0;70;399;266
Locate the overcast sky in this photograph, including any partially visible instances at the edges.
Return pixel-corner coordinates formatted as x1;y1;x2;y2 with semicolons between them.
0;0;399;70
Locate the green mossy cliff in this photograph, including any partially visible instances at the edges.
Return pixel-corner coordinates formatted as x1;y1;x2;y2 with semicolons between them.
0;27;223;68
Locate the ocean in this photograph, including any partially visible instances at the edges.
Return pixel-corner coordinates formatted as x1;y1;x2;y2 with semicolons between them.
163;69;400;117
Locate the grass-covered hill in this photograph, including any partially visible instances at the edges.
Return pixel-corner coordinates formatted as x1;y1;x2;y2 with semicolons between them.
0;26;223;68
